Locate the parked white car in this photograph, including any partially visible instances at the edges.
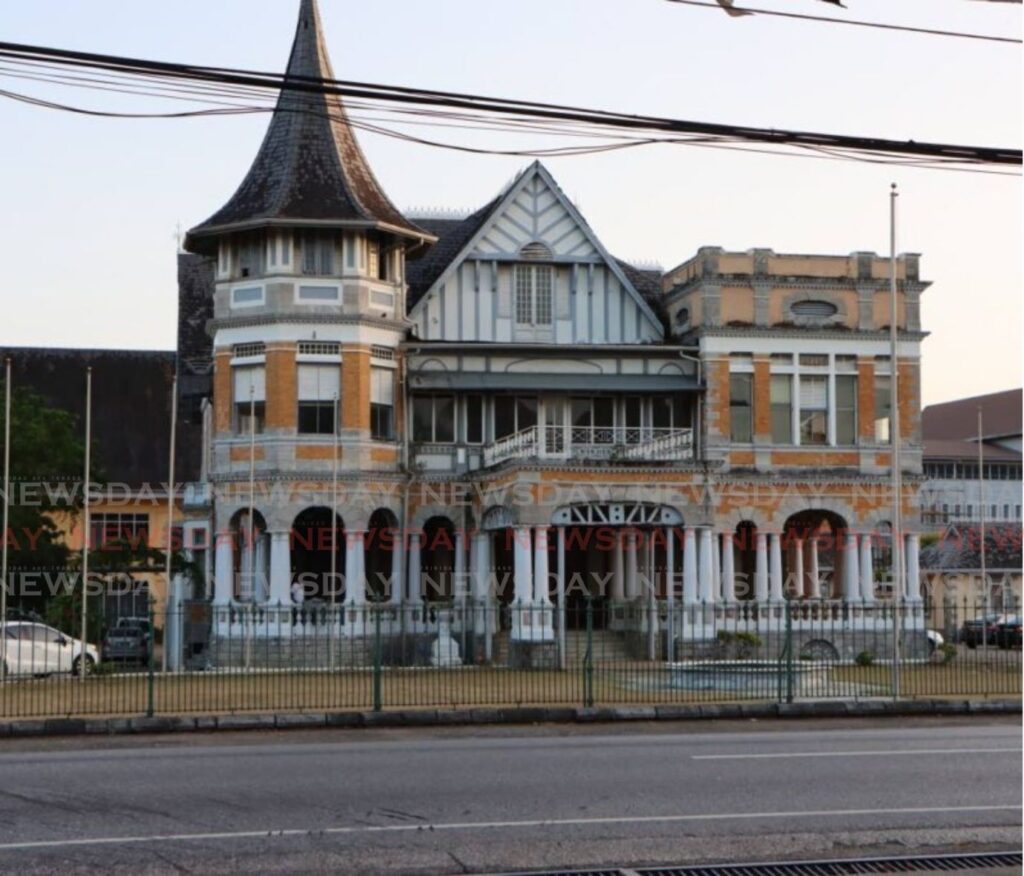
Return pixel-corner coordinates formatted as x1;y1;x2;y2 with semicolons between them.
0;623;98;678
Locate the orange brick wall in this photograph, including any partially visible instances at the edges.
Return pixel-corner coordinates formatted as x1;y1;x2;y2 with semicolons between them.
752;357;771;440
341;345;370;431
857;358;875;442
706;359;730;442
214;349;232;435
265;345;297;430
296;445;343;461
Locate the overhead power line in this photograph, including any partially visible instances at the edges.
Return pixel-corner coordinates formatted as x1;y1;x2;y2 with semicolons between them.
0;40;1018;173
670;0;1022;43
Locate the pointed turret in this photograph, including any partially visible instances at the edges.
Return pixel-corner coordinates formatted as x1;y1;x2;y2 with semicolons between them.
186;0;427;252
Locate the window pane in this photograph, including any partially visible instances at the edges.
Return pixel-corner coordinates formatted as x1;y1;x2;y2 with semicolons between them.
515;266;532;324
434;396;456;443
571;398;592;429
770;375;792;444
412;397;434;443
370;404;393;440
624;397;643;429
874;375;891;442
836;375;857;445
516;397;538;430
466;395;483;444
801;410;828;445
652;397;672;430
534;267;553;324
494;397;516;439
672;397;690;430
593;397;615;428
729;373;752;443
298;402;334;435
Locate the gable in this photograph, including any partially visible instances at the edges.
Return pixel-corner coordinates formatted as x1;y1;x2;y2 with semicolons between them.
409;163;665;345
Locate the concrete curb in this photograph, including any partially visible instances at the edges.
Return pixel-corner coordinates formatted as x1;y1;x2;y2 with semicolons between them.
0;698;1019;739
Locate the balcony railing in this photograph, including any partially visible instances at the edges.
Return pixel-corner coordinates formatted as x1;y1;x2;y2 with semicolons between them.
483;425;694;467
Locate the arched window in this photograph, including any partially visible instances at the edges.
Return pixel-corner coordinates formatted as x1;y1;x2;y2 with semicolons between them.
791;300;838;321
519;241;552;261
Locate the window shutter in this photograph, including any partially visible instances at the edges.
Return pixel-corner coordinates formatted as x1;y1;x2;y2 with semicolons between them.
799;376;828;409
371;368;394;405
297;365;339;402
234;366;266;403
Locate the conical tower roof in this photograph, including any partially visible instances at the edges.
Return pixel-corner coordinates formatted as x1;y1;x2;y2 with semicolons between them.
186;0;428;251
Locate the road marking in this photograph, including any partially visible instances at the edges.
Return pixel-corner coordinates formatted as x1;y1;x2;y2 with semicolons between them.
0;805;1017;852
692;747;1023;760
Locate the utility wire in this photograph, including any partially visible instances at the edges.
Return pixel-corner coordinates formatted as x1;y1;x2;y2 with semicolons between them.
665;0;1022;43
0;40;1018;169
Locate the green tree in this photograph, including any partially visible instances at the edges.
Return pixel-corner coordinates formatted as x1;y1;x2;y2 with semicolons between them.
0;380;87;617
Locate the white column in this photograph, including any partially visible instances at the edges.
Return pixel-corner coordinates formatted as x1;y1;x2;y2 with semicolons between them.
454;530;467;599
905;533;922;601
624;530;639;600
407;532;422;606
754;532;769;602
768;533;784;601
842;532;860;601
254;533;269;602
611;533;625;601
269;530;291;604
533;526;551;605
389;530;405;605
345;530;366;605
698;528;715;602
720;532;736;603
859;532;875;602
213;529;233;605
682;526;698;603
792;538;804;602
513;526;533;604
470;532;490;602
665;527;676;605
806;537;821;599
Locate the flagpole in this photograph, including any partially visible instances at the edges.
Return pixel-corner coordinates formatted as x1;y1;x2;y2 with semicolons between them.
163;374;178;672
80;367;92;681
1;358;11;633
889;184;904;702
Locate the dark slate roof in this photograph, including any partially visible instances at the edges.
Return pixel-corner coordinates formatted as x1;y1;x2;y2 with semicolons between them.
406;198;503;308
175;254;215;484
923;389;1022;443
186;0;427;250
615;259;668;331
920;523;1023;572
0;347;176;488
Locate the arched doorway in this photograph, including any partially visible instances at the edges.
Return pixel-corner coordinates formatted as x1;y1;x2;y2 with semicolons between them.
421;516;456;602
230;509;268;602
782;510;848;599
290;507;345;603
733;521;758;601
366;508;399;602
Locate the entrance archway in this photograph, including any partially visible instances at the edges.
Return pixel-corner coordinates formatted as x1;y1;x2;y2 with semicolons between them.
290;507;345;603
782;510;848;599
366;508;399;602
421;516;456;602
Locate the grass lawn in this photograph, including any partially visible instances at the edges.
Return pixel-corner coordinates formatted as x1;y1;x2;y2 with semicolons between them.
0;656;1018;720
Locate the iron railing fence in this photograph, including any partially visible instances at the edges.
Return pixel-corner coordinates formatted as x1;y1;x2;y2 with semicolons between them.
0;598;1018;719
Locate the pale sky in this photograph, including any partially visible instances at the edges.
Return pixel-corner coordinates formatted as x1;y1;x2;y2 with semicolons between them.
1;0;1020;405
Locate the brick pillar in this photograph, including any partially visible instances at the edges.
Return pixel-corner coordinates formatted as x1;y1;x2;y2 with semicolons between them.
706;357;730;443
341;345;371;432
752;356;771;443
265;344;297;431
213;349;232;436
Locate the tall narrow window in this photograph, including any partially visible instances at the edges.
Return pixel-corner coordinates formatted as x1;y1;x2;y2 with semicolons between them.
514;265;553;325
297;365;339;435
237;237;263;278
370;367;394;440
874;374;892;442
301;232;335;276
494;396;538;439
770;375;792;444
234;366;266;434
835;374;858;445
729;373;753;443
465;395;484;445
799;376;828;445
412;395;455;444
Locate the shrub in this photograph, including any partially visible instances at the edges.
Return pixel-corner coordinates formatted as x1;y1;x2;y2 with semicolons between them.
938;642;957;664
855;650;876;667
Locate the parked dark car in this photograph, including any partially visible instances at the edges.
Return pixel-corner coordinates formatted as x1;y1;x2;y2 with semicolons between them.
101;618;152;665
960;614;1007;648
995;616;1022;650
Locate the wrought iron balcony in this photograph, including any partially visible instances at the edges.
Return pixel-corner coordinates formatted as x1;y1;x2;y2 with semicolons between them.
483;425;694;467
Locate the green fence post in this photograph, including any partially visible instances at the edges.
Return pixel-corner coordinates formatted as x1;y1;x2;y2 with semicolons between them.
372;605;382;712
785;599;794;704
146;599;156;718
583;596;594;708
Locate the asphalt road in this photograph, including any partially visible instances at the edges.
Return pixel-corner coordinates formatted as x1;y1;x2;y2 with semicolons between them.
0;717;1018;875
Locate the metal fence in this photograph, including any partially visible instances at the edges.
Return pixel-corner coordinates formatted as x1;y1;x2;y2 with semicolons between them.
0;598;1019;720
